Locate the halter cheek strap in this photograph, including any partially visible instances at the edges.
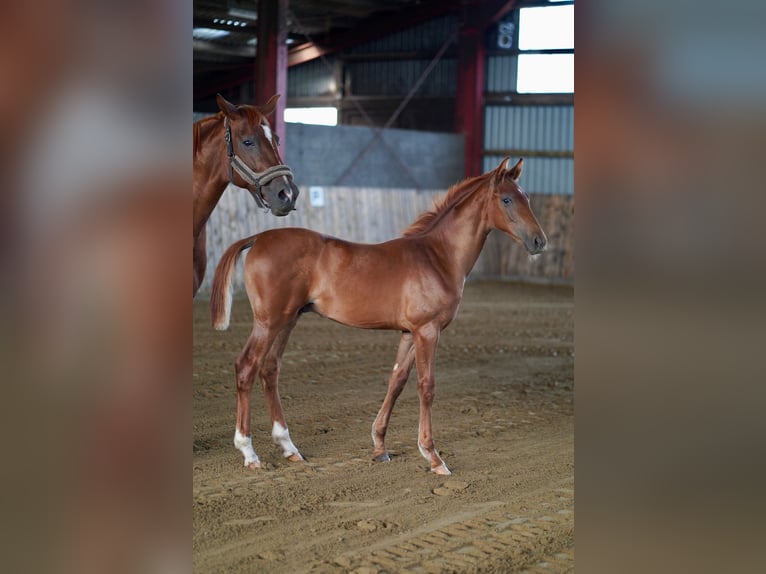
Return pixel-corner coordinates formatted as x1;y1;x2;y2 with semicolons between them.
224;116;295;210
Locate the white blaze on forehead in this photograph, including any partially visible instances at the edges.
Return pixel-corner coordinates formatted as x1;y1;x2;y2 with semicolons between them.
261;123;273;145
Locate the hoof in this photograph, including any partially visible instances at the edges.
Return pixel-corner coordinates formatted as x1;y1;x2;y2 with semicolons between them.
373;453;391;463
431;463;452;476
246;461;262;470
287;452;304;462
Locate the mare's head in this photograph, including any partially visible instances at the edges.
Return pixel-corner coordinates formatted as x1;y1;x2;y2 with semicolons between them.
487;157;547;254
216;93;299;216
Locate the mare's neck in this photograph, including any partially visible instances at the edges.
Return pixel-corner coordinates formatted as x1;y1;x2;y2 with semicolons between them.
193;116;229;237
425;191;490;282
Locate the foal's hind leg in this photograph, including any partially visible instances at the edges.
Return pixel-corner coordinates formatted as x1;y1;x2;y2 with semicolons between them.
371;332;415;462
259;318;304;462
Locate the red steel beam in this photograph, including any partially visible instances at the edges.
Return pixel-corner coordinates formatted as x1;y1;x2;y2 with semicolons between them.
255;0;288;148
456;0;517;177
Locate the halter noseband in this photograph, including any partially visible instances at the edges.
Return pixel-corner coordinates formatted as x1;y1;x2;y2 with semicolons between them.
224;116;295;211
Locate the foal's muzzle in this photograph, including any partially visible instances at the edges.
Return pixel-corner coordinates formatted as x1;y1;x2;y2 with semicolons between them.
525;232;548;254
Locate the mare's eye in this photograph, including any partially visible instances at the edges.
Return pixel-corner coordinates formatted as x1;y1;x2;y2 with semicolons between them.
502;197;512;205
274;134;281;146
243;139;254;147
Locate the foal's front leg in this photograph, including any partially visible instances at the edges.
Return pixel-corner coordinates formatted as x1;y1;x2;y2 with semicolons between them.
371;332;415;461
413;325;451;475
260;319;303;462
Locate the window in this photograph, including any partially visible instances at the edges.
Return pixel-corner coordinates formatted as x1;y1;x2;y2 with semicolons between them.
516;4;574;94
284;107;338;126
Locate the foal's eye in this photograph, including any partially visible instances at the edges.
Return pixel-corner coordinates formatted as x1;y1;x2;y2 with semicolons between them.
502;197;512;205
243;139;254;147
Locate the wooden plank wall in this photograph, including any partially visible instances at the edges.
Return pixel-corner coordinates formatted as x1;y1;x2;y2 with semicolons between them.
199;186;573;294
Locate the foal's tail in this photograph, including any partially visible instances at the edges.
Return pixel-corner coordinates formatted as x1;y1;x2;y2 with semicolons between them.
210;235;257;331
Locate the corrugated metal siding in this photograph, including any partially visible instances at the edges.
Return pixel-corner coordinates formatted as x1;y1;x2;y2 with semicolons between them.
483;155;574;195
484;106;574;152
483;105;574;195
348;15;459;53
486;55;517;92
288;57;336;97
346;59;456;96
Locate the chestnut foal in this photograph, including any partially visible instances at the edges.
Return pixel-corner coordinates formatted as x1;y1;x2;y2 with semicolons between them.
210;158;546;474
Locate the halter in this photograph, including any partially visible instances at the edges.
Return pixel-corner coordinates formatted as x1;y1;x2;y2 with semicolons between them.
224;116;295;211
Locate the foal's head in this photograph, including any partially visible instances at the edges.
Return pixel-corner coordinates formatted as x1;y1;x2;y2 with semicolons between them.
216;93;299;216
487;158;548;254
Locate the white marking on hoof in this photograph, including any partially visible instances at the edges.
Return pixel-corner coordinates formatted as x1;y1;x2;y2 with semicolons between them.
234;429;260;467
272;422;301;459
432;463;452;475
417;441;431;462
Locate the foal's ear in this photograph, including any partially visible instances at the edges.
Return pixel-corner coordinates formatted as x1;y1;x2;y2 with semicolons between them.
259;94;281;117
505;158;524;181
216;94;239;117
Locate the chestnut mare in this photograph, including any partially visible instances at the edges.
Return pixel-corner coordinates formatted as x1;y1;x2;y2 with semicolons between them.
210;158;547;475
193;93;300;296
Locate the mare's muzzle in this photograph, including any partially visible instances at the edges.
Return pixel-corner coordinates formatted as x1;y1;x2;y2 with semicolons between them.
257;176;300;216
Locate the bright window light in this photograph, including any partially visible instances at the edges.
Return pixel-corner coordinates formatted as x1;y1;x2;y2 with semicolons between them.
518;5;574;51
517;54;574;93
284;107;338;126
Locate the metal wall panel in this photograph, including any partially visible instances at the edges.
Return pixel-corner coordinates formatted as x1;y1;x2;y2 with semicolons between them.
346;59;456;96
483;105;574;194
486;55;517;92
348;15;459;53
484;106;573;152
287;57;336;97
483;155;574;195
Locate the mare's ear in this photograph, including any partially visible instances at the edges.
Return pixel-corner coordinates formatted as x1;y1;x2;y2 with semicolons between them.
216;94;239;117
506;158;524;181
259;94;281;117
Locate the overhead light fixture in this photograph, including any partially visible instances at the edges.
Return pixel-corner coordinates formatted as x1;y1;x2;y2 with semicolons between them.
193;27;231;40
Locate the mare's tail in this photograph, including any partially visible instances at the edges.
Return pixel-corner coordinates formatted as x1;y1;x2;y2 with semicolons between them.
210;235;257;331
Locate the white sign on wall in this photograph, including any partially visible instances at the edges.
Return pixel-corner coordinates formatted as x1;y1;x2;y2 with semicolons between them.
309;186;325;207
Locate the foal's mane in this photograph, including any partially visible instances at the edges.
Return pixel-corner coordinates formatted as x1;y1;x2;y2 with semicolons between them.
403;172;493;237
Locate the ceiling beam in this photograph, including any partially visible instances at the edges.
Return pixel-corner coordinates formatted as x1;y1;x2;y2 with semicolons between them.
288;0;463;67
193;40;255;59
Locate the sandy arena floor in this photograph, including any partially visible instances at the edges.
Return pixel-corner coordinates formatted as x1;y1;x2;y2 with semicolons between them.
193;281;574;573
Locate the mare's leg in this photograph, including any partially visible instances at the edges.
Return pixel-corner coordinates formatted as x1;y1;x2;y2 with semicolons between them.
259;318;304;462
233;323;282;469
371;332;415;462
413;324;451;475
192;227;206;297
